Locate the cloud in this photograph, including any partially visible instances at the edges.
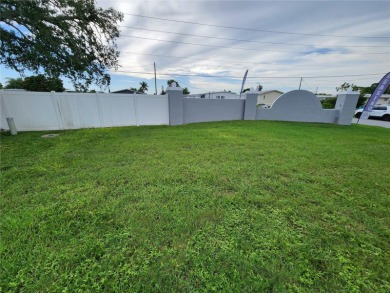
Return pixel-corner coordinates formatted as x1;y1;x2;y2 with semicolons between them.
99;0;389;94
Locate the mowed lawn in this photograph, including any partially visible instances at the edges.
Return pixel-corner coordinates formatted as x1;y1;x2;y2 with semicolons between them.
1;121;389;292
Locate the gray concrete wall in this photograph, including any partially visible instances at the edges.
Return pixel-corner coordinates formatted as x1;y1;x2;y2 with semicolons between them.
244;92;258;120
167;86;358;126
256;90;339;123
183;98;245;124
334;92;359;125
167;85;184;126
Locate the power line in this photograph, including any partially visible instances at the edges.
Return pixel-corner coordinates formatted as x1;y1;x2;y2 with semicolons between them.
155;64;206;92
119;64;155;69
121;34;388;55
126;62;382;76
124;13;390;39
120;51;388;68
302;79;316;93
113;70;385;79
120;26;390;49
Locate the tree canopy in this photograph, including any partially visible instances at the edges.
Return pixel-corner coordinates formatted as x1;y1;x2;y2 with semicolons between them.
334;82;390;108
336;82;359;92
3;77;24;89
167;79;180;87
4;74;65;91
166;80;190;94
0;0;123;91
138;81;148;93
183;87;190;95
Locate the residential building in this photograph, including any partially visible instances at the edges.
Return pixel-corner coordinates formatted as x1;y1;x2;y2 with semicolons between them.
112;89;145;94
257;90;283;107
364;94;390;105
185;90;238;99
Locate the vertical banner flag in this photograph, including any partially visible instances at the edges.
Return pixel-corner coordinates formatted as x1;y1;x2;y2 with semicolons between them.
360;72;390;120
239;69;249;99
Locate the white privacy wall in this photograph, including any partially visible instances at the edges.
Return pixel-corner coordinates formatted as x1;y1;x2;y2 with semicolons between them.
0;91;169;131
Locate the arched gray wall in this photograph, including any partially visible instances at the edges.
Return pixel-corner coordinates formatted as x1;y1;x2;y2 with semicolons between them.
167;88;359;126
256;90;339;123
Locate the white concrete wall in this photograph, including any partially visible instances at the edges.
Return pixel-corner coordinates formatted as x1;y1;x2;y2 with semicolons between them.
0;90;168;131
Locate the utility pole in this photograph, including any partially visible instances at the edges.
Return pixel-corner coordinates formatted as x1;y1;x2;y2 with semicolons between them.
154;62;157;95
299;77;303;90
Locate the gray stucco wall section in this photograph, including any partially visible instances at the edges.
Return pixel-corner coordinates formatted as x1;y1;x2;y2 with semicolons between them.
256;90;339;123
183;98;245;124
334;93;359;125
168;87;358;126
168;87;184;126
244;92;257;120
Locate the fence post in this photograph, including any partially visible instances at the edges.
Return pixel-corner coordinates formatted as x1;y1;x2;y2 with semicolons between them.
6;117;17;135
50;91;64;130
0;90;13;131
167;82;184;125
335;92;359;125
244;89;258;120
96;92;104;127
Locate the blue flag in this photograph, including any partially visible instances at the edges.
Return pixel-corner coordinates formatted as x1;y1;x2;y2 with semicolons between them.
239;70;249;99
360;72;390;120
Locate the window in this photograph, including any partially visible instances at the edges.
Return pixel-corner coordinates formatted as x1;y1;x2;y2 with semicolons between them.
373;106;387;110
221;96;225;99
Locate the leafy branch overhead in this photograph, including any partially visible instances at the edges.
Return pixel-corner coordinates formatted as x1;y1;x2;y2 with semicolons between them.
0;0;123;90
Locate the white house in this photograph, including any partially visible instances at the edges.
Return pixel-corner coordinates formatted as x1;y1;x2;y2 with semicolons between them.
185;90;239;99
186;90;284;106
257;90;284;107
364;94;390;105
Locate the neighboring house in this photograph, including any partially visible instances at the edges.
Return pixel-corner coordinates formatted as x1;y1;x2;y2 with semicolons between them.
112;89;145;94
316;94;336;101
186;89;284;106
257;90;283;107
186;90;238;99
364;94;390;105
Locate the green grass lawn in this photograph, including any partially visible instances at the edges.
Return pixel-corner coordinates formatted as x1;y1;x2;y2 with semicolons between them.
1;121;389;292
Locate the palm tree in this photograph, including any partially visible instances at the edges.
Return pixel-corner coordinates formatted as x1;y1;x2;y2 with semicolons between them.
139;81;148;93
167;79;180;87
183;87;190;95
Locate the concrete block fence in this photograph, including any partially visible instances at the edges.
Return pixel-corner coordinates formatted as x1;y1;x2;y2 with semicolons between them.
0;90;169;131
0;85;359;132
167;85;359;126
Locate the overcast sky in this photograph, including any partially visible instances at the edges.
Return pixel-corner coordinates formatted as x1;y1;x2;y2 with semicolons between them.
1;0;389;94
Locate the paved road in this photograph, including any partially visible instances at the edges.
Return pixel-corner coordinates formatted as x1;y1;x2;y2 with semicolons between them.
351;118;390;129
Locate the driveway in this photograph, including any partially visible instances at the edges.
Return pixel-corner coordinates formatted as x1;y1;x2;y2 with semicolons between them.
351;118;390;129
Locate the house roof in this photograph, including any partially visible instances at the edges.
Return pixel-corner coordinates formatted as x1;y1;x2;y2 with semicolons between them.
187;91;237;96
112;89;144;94
258;90;283;95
